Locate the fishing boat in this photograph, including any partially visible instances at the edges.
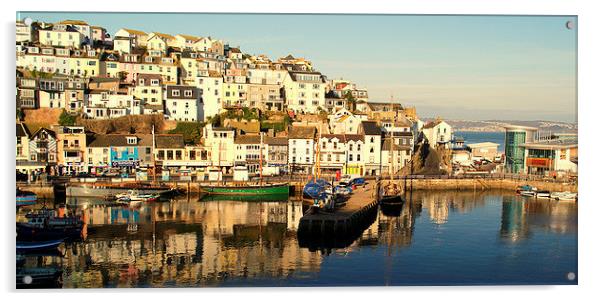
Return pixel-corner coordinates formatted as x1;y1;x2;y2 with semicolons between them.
551;191;578;201
380;123;405;206
16;188;37;207
16;239;64;252
200;182;290;196
200;133;290;196
17;208;83;240
380;182;404;205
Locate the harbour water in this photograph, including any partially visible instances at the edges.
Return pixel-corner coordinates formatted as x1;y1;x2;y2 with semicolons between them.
17;190;577;288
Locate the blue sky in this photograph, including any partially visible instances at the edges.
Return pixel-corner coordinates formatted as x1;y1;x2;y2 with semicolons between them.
17;12;577;122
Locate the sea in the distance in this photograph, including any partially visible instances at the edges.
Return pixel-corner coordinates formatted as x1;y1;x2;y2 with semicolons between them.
455;131;505;152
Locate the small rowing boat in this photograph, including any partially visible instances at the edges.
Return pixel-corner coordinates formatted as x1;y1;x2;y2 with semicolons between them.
16;239;64;251
16;188;37;207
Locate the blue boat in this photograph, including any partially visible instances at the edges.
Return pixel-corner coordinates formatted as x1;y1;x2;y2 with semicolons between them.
17;239;64;252
16;188;37;207
303;179;331;199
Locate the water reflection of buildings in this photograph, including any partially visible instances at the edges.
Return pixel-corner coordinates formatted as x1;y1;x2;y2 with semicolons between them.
419;191;487;225
377;199;417;249
499;196;578;244
60;199;322;288
500;196;530;243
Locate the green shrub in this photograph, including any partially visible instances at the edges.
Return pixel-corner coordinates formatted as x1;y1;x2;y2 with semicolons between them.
168;122;202;144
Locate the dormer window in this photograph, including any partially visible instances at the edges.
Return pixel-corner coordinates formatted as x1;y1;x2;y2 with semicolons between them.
127;137;137;144
150;79;159;86
184;90;193;97
172;90;180;97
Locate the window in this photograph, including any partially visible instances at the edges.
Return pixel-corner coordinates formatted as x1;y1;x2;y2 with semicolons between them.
172;90;180;97
184;90;193;97
349;154;353;162
357;154;361;161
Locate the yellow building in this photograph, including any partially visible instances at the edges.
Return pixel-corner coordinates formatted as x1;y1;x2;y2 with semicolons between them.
56;126;88;173
39;26;84;48
222;82;248;107
67;50;100;77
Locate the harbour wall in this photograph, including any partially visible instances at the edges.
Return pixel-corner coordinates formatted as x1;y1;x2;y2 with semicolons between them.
18;177;577;198
401;178;577;193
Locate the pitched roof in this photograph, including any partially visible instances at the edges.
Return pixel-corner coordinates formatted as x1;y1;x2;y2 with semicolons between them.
382;138;412;151
30;127;56;139
321;134;364;142
58;20;88;26
423;120;444;129
150;32;175;40
234;134;261;144
121;28;147;36
361;121;382;135
155;134;184;148
88;134;153;147
177;34;201;41
265;136;288;146
16;123;30;138
289;126;316;139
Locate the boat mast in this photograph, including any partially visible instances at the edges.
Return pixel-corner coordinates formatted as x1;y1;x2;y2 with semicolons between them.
315;125;321;183
389;96;394;183
152;125;156;184
259;132;263;185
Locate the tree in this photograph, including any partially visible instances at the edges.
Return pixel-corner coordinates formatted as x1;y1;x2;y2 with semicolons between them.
344;91;357;111
58;110;77;126
168;122;202;145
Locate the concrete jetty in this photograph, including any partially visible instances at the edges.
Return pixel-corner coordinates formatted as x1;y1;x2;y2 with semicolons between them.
297;181;380;244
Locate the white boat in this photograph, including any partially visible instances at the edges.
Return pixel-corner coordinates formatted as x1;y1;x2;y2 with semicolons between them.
535;190;551;198
520;190;536;197
551;191;578;201
116;190;159;202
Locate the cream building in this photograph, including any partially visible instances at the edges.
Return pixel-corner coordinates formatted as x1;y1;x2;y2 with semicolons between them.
283;71;326;113
39;25;84;49
203;125;235;170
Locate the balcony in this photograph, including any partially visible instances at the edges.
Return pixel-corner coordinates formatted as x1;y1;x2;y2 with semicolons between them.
63;144;82;151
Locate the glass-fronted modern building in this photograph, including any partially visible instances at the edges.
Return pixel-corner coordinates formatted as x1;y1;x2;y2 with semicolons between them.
503;125;538;173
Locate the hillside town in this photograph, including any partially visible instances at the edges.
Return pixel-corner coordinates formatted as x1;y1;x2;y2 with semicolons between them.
15;19;578;182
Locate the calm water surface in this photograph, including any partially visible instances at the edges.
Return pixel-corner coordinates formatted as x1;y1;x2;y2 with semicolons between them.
17;190;577;287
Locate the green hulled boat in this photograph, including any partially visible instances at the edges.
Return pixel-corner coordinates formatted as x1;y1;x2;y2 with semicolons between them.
199;183;289;196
